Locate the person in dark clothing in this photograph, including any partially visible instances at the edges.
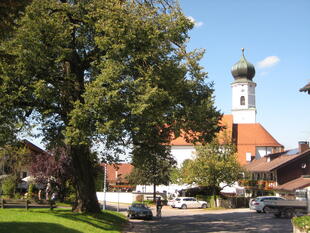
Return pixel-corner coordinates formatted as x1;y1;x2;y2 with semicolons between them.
156;197;163;218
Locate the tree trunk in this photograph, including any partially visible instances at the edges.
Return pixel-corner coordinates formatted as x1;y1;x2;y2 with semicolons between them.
153;183;156;203
70;144;101;213
213;187;217;208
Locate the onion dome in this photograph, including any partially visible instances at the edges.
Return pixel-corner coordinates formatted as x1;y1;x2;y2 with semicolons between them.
231;48;255;81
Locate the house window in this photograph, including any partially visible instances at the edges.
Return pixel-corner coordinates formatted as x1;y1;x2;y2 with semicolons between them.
240;96;245;105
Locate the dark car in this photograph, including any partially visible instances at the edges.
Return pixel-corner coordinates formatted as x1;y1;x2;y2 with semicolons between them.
127;203;153;220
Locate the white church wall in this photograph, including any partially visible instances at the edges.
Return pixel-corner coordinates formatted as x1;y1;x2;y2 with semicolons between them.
171;145;196;167
232;109;256;124
255;146;273;159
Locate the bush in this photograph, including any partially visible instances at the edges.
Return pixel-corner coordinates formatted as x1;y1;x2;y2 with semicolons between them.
292;216;310;232
133;200;153;205
1;176;16;198
65;193;76;204
28;183;34;199
14;193;22;199
196;195;219;208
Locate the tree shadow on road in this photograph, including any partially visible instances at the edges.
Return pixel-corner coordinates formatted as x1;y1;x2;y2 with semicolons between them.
128;210;293;233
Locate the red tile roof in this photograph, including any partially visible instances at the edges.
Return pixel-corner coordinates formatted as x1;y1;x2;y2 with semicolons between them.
276;176;310;191
234;123;282;147
170;114;233;146
244;149;310;172
101;163;133;183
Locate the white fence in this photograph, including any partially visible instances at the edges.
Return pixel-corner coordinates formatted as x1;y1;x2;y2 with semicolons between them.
96;192;135;204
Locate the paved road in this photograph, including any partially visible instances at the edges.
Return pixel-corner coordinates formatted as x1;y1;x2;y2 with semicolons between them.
105;204;293;233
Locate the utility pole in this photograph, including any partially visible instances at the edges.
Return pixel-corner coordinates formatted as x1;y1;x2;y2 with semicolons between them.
102;164;107;210
307;188;310;215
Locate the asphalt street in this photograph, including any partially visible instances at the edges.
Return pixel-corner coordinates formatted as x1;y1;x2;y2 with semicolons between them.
105;203;293;233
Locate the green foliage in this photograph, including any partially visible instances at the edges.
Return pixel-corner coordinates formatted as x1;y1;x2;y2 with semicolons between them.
0;0;221;212
292;216;310;232
1;176;16;197
94;167;105;192
27;183;35;199
128;151;176;186
0;144;31;179
178;135;244;197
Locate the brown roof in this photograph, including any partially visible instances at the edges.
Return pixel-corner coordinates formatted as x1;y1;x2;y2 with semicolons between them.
101;163;133;183
276;176;310;191
245;149;310;172
234;123;282;147
22;139;47;154
170;114;233;146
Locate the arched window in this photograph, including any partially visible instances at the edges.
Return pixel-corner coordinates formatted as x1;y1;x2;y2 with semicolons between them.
240;96;245;105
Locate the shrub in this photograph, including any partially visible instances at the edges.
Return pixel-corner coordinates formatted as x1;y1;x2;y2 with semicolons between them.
1;176;16;198
292;216;310;232
28;183;34;199
196;195;219;208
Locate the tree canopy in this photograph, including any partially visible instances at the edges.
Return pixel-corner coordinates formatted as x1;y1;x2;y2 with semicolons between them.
0;0;221;213
178;135;243;201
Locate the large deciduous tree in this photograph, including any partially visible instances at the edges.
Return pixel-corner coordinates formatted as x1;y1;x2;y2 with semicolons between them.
0;0;221;213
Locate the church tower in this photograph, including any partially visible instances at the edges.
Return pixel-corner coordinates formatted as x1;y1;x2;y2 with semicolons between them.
231;48;256;123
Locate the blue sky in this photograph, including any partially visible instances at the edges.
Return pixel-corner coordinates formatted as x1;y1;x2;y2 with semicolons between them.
179;0;310;149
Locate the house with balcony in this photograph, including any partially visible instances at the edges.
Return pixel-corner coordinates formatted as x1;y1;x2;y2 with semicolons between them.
243;141;310;197
100;163;134;192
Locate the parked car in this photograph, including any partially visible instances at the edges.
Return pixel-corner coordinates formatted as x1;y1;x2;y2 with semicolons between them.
170;197;208;209
127;203;153;220
167;198;177;208
249;196;285;213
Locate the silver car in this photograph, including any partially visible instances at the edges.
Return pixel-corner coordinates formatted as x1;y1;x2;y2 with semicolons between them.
127;203;153;220
249;196;285;213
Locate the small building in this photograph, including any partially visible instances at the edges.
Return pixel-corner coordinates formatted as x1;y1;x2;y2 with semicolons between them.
243;141;310;197
101;163;134;191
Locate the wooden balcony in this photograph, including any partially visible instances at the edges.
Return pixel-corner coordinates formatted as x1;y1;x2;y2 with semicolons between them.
239;179;276;190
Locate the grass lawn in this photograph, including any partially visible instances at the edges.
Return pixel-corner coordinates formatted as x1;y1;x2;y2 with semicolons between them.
0;208;127;233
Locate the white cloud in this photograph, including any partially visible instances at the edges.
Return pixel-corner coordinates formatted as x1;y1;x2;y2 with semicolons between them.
187;16;204;28
257;56;280;69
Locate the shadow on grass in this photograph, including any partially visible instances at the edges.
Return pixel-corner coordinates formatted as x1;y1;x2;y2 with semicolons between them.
0;222;82;233
32;209;127;232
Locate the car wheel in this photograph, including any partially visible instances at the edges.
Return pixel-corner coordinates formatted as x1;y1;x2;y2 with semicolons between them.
201;204;207;208
284;208;296;219
181;204;187;209
256;210;262;213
